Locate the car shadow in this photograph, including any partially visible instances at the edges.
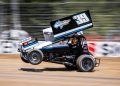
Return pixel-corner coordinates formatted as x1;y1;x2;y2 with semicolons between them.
19;67;76;72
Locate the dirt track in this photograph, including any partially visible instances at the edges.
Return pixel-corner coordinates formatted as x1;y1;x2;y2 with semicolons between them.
0;54;120;86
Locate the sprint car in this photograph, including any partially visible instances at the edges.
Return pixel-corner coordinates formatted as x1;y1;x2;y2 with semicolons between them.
18;10;100;72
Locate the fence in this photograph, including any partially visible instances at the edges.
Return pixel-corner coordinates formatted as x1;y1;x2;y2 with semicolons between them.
0;1;120;41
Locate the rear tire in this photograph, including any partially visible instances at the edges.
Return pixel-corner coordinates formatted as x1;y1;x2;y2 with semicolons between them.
28;50;43;65
76;55;95;72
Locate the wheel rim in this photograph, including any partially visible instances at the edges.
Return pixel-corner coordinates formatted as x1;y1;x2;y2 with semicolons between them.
29;52;41;64
82;58;93;71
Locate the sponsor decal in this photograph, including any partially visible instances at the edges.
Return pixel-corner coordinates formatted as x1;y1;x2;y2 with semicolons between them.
100;43;120;56
54;19;71;29
73;13;90;25
88;42;120;57
88;43;96;55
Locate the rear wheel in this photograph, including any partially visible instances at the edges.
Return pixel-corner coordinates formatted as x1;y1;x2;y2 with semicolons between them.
28;50;43;65
76;55;95;72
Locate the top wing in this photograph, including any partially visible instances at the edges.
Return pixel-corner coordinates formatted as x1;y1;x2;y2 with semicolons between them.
50;10;93;40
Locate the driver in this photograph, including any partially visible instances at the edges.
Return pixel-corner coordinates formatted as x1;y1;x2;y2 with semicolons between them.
67;32;84;55
70;38;78;45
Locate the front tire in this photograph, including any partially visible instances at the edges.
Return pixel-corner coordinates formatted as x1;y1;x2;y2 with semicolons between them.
76;55;95;72
20;53;29;63
28;50;43;65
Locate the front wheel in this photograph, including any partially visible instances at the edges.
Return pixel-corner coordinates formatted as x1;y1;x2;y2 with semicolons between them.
76;55;95;72
20;53;29;63
28;50;43;65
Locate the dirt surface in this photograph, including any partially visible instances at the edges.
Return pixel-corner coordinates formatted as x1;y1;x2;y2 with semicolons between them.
0;54;120;86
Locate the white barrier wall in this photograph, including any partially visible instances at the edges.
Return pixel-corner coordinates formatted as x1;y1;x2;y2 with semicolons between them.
0;40;120;57
88;42;120;57
0;40;19;54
